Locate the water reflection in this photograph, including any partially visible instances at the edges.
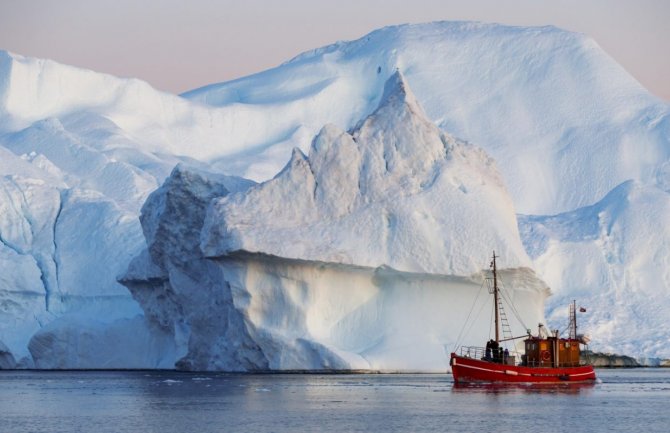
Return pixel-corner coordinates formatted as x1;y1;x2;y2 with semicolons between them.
452;381;596;396
2;370;669;433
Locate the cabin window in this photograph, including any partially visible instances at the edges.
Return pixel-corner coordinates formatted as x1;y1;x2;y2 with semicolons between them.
565;342;570;348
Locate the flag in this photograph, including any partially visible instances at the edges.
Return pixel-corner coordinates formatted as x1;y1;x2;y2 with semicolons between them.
579;307;587;312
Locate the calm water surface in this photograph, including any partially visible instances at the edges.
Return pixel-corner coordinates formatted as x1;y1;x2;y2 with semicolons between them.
1;369;669;433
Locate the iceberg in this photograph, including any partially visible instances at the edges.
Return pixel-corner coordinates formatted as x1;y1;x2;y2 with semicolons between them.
122;73;548;371
0;21;668;367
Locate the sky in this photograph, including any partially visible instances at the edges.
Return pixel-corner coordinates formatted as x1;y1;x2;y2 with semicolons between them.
0;0;668;100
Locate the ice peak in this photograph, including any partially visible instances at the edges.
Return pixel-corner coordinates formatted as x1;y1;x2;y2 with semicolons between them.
376;70;425;118
289;146;308;166
274;147;311;183
350;73;446;191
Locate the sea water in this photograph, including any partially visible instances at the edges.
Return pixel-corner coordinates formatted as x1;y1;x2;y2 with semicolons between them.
1;369;668;433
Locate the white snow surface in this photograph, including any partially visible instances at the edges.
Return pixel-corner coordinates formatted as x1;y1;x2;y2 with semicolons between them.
0;20;669;366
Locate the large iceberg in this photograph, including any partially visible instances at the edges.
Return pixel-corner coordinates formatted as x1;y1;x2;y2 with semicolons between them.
0;21;669;367
122;72;548;371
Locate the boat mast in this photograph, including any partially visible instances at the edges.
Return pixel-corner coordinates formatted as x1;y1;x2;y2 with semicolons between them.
491;251;500;343
569;299;577;340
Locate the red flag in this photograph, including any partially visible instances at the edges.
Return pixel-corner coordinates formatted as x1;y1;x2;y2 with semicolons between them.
579;307;587;313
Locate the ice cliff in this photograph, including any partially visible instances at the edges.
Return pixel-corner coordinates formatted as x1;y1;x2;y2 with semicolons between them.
122;72;546;371
0;145;175;368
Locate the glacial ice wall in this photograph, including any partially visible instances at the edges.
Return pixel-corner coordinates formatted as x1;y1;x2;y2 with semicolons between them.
121;164;268;371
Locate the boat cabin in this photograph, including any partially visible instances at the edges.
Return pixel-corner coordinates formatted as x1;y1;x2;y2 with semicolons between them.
523;336;581;368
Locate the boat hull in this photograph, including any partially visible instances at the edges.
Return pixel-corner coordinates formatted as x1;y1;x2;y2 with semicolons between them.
450;353;596;384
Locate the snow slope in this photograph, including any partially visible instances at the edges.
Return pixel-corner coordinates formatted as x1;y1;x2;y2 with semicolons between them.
520;181;670;359
184;22;670;216
123;73;547;371
3;22;668;215
0;21;669;366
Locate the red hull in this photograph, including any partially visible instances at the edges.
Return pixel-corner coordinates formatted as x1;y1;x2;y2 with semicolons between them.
450;353;596;384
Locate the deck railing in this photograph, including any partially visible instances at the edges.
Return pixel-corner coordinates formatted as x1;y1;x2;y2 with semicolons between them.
458;346;487;359
458;346;515;365
457;346;584;367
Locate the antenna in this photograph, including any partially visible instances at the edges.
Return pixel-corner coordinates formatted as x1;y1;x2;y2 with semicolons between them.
491;251;499;343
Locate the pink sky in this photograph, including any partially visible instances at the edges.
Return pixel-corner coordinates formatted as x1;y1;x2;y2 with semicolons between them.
1;0;668;100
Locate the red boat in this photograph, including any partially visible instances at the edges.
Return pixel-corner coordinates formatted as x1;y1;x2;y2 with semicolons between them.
450;252;596;384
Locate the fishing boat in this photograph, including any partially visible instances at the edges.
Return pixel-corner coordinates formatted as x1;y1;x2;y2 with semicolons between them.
450;252;596;384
